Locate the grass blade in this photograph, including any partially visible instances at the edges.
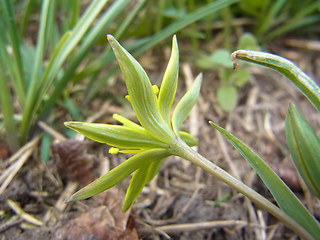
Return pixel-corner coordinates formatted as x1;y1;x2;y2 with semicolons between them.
232;50;320;112
132;0;238;56
255;0;286;36
19;0;110;142
1;0;25;104
210;122;320;239
19;0;52;143
0;60;19;151
40;0;130;118
20;0;36;36
0;34;25;108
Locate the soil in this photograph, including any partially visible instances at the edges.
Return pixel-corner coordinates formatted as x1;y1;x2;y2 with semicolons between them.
1;36;320;240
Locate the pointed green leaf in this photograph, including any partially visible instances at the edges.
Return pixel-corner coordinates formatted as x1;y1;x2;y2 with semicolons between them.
209;121;320;239
66;148;170;202
232;50;320;112
112;113;144;131
107;35;174;142
122;158;165;212
158;35;179;127
286;104;320;198
64;122;167;149
172;73;202;136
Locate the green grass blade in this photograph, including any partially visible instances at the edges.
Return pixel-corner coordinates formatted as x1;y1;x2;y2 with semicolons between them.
0;60;19;151
114;0;148;39
39;0;130;117
266;15;320;41
132;0;238;56
0;34;25;107
210;122;320;239
19;0;110;142
1;0;25;104
20;0;36;36
19;0;51;143
255;0;286;36
40;133;52;163
232;50;320;112
69;0;80;28
38;0;110;95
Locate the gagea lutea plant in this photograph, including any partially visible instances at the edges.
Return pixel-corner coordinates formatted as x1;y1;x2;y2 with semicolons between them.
65;35;320;240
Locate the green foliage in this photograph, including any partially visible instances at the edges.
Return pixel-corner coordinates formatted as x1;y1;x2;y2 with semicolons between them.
286;104;320;198
197;33;259;112
239;0;320;41
221;49;320;239
216;86;237;112
0;0;237;151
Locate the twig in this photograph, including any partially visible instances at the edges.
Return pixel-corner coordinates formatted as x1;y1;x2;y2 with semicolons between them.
38;121;67;141
153;220;250;234
7;199;43;226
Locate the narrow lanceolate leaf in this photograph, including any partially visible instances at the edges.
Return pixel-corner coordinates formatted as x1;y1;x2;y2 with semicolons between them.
286;104;320;198
107;35;174;143
231;50;320;112
66;149;170;202
112;114;144;131
172;73;202;136
122;158;165;212
158;35;179;127
64;122;167;149
209;121;320;239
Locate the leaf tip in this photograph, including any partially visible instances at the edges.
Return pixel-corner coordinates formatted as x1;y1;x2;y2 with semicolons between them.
64;121;80;129
64;196;73;204
107;34;114;42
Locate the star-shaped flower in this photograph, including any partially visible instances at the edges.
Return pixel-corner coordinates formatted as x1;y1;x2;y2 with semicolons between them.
65;35;202;211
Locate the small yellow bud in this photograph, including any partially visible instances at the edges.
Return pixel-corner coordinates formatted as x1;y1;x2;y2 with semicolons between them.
125;95;131;102
109;147;120;154
152;85;159;96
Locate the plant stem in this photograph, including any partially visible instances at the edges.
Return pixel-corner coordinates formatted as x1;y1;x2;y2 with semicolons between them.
169;138;313;240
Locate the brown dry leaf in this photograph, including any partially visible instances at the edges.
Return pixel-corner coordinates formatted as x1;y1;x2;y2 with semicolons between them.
0;141;10;160
53;188;138;240
51;139;96;186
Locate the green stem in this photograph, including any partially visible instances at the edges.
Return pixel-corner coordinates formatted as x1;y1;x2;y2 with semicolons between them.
169;138;313;240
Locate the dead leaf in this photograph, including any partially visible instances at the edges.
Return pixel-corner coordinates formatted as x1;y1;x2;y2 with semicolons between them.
53;188;139;240
51;140;96;186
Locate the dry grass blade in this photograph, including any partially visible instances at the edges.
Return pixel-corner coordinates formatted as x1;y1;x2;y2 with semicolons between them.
0;136;40;195
7;199;43;226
